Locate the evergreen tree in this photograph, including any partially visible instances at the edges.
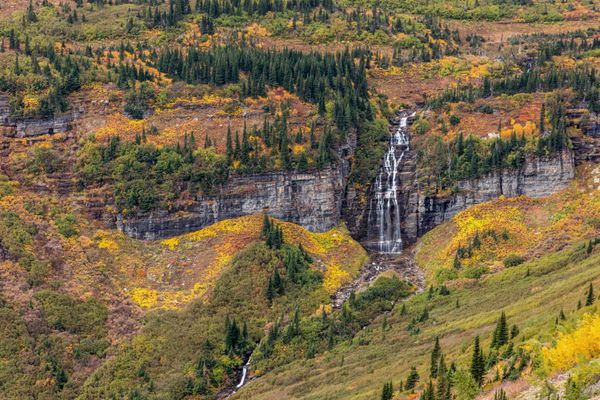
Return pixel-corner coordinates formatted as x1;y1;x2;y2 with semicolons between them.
226;126;233;165
420;381;435;400
430;337;441;378
436;355;451;400
510;324;519;339
585;282;595;306
405;366;419;391
470;336;485;386
559;308;566;321
453;252;461;269
491;311;509;348
381;381;393;400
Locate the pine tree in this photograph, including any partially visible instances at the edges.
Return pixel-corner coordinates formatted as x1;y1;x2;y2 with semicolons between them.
453;252;461;269
420;380;435;400
262;213;271;238
585;282;595;306
470;336;485;386
405;366;419;391
265;277;274;304
381;381;393;400
430;337;441;378
559;308;566;321
226;125;233;164
491;311;509;348
400;303;407;316
539;103;546;135
510;324;519;339
436;355;450;400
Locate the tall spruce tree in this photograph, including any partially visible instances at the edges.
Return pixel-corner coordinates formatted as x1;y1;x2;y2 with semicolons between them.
585;282;595;306
491;311;509;348
470;336;485;386
430;337;441;378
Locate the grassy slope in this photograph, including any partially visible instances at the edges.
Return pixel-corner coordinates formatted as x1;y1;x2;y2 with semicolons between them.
416;166;600;281
235;174;600;400
236;243;600;400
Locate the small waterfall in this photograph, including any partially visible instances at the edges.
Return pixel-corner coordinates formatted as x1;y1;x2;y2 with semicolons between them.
235;357;251;389
366;115;410;254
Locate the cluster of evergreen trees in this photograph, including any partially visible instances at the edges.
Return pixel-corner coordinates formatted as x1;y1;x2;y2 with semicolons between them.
153;45;371;127
76;133;228;214
224;316;249;354
381;311;523;400
453;230;510;269
0;42;85;118
256;275;411;371
261;215;320;304
422;93;571;192
195;0;332;18
222;114;334;173
261;215;283;250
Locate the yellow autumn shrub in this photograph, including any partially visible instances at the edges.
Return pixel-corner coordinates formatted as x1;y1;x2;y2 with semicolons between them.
541;313;600;373
98;237;119;252
131;287;159;308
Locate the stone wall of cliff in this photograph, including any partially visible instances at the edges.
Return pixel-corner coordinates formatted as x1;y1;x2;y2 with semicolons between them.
404;150;575;243
117;166;349;240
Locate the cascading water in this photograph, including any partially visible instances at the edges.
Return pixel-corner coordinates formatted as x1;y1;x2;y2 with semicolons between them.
366;115;410;254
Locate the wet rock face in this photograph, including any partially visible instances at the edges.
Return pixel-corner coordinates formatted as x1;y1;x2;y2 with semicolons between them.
120;166;348;240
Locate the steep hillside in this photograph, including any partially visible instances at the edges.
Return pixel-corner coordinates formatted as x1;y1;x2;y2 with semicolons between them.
233;173;600;400
0;173;368;398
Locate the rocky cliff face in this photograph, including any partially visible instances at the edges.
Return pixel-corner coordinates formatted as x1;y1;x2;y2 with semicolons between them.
0;94;75;138
404;149;575;243
118;166;349;240
350;117;576;249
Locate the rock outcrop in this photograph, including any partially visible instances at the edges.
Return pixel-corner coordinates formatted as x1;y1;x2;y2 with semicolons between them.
119;167;349;240
406;149;574;243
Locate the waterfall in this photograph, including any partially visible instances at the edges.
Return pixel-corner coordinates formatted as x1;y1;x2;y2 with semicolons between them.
367;116;410;254
235;357;251;389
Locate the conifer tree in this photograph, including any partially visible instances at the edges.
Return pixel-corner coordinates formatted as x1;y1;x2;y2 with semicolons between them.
381;381;393;400
405;366;419;391
453;252;461;269
430;337;441;378
436;355;451;400
419;380;435;400
585;282;595;306
491;311;509;348
470;336;485;386
400;303;407;316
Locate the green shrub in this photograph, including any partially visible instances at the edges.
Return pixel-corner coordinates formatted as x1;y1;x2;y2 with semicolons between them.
504;254;525;268
463;266;488;279
436;268;459;283
34;290;108;336
54;213;78;238
27;147;63;174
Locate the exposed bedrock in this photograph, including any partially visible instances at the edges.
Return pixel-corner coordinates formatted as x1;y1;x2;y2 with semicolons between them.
117;166;349;240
